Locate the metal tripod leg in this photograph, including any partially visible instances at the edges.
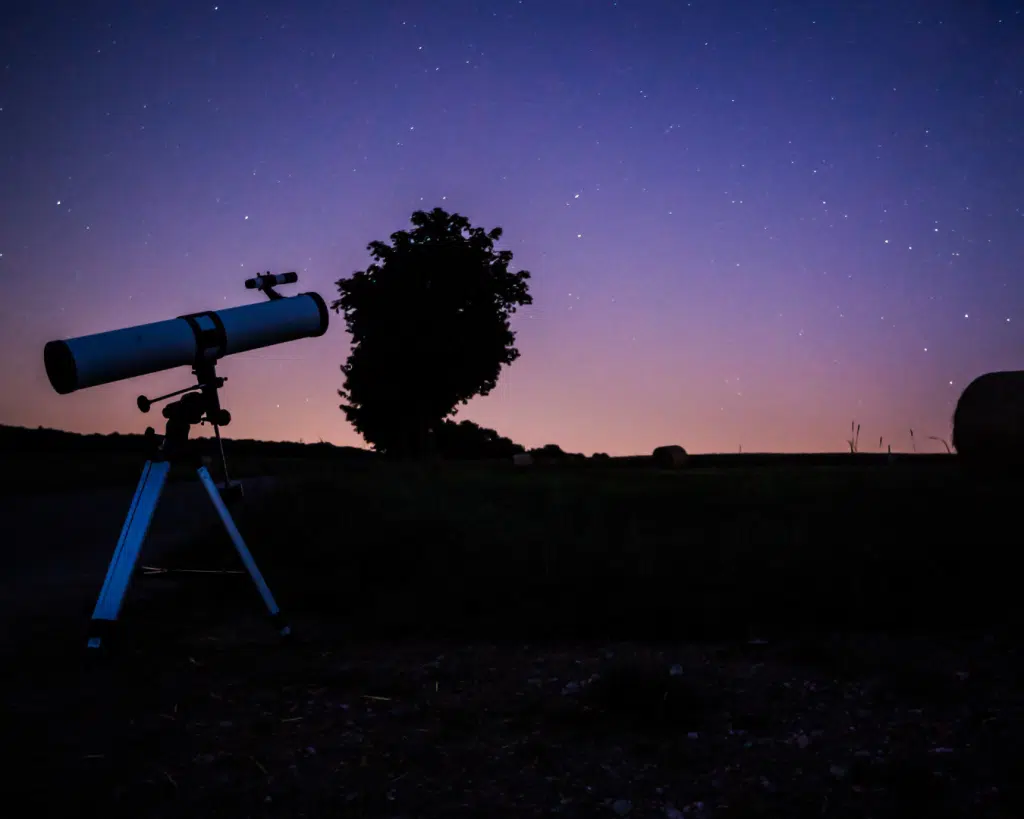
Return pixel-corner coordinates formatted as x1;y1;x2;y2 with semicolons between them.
196;466;291;638
87;459;172;649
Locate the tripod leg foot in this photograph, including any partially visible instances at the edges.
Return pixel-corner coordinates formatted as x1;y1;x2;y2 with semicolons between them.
271;611;293;640
86;618;116;652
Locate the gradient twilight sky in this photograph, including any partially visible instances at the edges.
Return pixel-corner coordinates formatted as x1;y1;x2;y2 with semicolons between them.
1;1;1022;455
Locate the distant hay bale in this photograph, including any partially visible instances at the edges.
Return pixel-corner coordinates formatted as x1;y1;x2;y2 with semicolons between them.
652;444;688;468
512;452;533;467
952;370;1024;470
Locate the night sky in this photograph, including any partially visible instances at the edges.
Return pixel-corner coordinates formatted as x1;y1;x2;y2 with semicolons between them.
2;1;1021;455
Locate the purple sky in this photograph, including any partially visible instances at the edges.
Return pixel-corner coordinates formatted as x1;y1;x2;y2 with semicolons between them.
1;0;1022;455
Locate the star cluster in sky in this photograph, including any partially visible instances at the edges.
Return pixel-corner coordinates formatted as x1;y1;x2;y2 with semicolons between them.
1;0;1021;454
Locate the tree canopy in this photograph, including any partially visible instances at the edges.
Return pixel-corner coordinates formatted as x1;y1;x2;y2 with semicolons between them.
331;207;533;456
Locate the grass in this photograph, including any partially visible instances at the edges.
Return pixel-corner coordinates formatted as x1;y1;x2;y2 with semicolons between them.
163;457;1021;642
0;450;361;494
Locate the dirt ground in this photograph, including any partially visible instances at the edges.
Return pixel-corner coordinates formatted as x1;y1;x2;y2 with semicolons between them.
5;462;1021;817
5;594;1022;818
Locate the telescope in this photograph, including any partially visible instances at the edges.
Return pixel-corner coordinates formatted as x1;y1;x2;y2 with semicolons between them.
44;271;327;395
42;272;328;652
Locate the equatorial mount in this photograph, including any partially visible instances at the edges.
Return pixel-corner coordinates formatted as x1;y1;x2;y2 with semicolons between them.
137;364;229;424
136;360;241;503
136;375;227;420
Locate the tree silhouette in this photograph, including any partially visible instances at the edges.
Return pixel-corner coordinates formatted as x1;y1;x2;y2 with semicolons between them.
331;207;533;456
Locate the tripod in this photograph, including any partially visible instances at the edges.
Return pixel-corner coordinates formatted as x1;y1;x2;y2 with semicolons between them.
87;360;290;650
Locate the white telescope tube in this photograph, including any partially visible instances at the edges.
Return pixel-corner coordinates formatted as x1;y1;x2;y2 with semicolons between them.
44;291;329;394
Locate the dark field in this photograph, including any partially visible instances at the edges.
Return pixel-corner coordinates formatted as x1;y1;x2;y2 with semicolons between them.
1;448;363;494
4;454;1023;817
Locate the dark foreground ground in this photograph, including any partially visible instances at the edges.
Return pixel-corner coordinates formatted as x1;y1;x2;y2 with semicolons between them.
4;458;1023;817
7;608;1022;819
0;476;281;620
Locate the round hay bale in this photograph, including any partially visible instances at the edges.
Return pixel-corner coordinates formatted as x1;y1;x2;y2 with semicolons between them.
952;370;1024;471
652;444;688;468
512;452;534;467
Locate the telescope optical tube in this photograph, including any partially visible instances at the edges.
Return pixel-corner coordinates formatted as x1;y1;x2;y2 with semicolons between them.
44;291;329;394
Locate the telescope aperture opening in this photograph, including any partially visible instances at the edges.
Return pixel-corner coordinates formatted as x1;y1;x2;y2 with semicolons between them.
43;340;79;395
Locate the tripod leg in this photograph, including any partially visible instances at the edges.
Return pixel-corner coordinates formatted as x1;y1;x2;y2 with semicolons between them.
88;460;172;649
196;467;291;638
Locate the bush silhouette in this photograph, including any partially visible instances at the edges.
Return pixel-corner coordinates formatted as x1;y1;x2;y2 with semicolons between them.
433;419;525;460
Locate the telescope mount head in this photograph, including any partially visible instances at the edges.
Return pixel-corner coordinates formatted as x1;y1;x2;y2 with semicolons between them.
137;360;232;465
